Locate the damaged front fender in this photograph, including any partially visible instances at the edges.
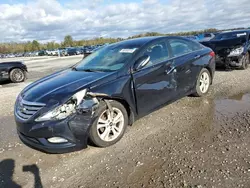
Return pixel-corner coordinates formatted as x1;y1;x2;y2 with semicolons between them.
68;96;100;147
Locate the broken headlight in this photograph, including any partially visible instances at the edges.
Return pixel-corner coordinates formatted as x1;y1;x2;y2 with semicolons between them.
35;89;87;122
228;47;244;57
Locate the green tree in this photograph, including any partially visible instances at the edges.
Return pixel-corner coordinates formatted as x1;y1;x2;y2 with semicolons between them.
63;35;73;47
31;40;40;51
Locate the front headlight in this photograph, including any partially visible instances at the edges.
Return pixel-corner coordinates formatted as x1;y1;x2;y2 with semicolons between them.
228;47;244;57
35;89;87;122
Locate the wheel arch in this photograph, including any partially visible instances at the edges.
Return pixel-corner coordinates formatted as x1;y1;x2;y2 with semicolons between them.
98;96;135;126
8;66;27;75
204;66;213;85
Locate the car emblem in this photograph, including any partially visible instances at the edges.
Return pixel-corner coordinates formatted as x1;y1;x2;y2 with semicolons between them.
20;107;26;113
19;102;26;113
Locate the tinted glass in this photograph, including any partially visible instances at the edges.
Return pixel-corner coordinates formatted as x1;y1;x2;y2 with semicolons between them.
142;41;169;67
204;33;212;37
75;43;139;72
215;32;248;40
169;39;202;57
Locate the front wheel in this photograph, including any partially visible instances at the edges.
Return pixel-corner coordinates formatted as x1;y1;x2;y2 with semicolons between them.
240;52;249;70
89;100;128;147
192;68;211;97
9;68;26;83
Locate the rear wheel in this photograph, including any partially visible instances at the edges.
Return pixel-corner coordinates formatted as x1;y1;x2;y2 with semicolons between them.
89;101;128;147
9;68;26;83
192;68;211;97
241;52;249;70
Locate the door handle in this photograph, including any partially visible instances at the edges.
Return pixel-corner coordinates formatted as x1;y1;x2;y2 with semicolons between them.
194;55;201;59
165;66;176;75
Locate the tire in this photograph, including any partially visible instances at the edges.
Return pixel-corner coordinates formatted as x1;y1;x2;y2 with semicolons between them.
241;52;249;70
9;68;26;83
192;68;211;97
89;100;128;147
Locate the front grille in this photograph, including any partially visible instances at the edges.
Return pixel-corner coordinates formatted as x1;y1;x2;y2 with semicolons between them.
16;98;45;121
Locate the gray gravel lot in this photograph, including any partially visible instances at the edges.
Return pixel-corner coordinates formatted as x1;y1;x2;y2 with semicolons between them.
0;57;250;188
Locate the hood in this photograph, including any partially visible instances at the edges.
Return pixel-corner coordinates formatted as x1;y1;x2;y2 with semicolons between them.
201;37;246;57
21;69;116;104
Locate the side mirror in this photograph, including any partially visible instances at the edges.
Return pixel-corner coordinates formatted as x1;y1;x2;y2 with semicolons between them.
134;55;150;70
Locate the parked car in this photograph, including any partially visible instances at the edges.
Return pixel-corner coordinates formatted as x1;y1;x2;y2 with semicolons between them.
0;61;27;83
14;36;215;153
182;35;199;41
38;50;47;56
66;48;79;56
47;49;58;56
198;33;216;42
82;45;107;59
201;30;250;69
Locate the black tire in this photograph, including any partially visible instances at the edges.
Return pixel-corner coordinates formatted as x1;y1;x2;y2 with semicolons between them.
89;100;128;147
241;52;249;70
192;68;211;97
9;68;26;83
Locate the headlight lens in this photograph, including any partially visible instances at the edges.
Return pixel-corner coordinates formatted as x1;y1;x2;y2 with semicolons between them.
35;89;87;122
228;47;244;57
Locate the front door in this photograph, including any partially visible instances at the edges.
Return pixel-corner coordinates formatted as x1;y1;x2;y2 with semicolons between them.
132;40;177;116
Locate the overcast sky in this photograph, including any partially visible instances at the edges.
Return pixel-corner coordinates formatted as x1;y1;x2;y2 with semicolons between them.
0;0;250;42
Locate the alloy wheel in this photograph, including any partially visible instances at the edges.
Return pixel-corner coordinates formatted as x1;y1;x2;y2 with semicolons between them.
199;72;210;93
12;69;25;82
97;108;124;142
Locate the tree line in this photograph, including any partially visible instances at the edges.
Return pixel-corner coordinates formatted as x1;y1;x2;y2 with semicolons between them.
0;27;248;54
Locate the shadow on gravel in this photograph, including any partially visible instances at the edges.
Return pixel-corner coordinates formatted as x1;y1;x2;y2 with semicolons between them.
0;159;43;188
0;80;12;86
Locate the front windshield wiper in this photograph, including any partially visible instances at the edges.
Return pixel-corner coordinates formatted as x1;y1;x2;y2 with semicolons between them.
81;68;100;72
77;68;113;72
72;67;78;71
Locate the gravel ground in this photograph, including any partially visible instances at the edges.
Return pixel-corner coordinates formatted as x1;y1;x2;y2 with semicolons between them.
0;57;250;188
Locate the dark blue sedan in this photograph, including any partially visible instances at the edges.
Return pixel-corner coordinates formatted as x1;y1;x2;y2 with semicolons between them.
15;36;215;153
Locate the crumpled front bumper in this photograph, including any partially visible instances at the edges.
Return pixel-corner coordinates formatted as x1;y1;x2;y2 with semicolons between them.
15;98;99;154
215;54;243;67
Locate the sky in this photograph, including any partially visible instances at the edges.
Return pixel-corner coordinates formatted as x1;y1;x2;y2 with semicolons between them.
0;0;250;43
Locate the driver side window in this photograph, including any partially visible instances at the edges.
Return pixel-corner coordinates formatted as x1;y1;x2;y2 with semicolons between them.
142;41;169;68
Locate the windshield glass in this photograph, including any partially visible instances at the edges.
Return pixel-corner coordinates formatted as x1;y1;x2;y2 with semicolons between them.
75;43;139;72
215;31;248;40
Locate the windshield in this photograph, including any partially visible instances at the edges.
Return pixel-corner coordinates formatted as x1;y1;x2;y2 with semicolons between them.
215;31;248;40
75;44;139;72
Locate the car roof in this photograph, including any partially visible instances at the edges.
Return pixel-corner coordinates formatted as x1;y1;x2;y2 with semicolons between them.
111;36;194;48
114;36;165;47
221;29;250;34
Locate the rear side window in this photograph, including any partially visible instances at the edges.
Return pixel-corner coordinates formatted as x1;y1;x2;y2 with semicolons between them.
169;39;202;57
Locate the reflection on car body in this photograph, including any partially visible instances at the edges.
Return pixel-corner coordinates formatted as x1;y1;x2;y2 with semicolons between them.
14;36;215;153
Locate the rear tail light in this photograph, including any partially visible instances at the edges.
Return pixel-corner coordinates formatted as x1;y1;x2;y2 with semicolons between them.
209;51;215;57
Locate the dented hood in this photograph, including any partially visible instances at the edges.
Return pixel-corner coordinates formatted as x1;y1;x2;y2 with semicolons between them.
21;69;115;104
201;37;246;57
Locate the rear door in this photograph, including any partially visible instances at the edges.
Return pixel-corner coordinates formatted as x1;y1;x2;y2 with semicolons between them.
167;38;204;94
132;39;177;115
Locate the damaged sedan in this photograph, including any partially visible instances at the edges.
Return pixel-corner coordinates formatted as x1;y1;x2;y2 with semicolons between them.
201;30;250;69
14;36;215;153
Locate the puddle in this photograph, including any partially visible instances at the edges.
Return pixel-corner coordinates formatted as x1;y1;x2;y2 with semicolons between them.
215;93;250;116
